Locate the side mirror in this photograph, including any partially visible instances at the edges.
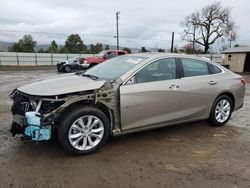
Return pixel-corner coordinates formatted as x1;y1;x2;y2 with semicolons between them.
125;76;136;85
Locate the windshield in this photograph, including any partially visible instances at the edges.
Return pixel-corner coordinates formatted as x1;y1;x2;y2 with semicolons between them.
95;51;107;57
84;56;146;80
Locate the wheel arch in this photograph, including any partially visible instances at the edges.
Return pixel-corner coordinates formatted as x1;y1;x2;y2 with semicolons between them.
56;100;114;132
216;92;235;110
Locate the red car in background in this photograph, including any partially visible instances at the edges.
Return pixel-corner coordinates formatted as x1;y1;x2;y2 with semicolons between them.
57;50;128;72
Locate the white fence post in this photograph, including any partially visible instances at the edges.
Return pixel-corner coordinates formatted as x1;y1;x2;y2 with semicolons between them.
16;53;19;66
51;54;53;65
35;53;38;66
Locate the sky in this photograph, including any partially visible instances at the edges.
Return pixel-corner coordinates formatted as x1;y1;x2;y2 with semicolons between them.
0;0;249;51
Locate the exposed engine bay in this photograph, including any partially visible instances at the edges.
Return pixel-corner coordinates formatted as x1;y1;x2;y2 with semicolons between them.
10;81;121;141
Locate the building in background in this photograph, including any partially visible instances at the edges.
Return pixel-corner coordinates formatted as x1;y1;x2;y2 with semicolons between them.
222;47;250;73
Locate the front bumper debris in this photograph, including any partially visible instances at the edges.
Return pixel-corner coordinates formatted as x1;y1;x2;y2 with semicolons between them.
24;112;51;141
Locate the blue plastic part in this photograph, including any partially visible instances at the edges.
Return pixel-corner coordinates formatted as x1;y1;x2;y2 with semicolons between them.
24;111;51;141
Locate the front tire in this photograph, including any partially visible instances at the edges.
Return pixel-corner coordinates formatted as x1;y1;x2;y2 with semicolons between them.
64;65;72;73
209;95;233;127
58;106;110;155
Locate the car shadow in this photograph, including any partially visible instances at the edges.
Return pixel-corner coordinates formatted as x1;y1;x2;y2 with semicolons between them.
10;120;220;157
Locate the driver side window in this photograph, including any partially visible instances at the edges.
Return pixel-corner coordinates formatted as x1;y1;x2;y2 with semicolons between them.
136;58;176;83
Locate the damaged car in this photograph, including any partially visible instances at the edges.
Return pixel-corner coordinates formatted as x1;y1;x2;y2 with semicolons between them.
10;53;246;155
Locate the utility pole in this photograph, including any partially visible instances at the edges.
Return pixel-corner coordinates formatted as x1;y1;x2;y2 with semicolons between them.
170;32;175;53
116;11;120;50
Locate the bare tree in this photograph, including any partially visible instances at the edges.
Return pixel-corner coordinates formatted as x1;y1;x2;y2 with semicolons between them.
182;2;235;53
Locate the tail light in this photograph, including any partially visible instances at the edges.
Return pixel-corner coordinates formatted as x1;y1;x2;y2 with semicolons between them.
240;78;247;86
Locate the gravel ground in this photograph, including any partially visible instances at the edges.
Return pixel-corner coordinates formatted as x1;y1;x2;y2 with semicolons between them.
0;70;250;188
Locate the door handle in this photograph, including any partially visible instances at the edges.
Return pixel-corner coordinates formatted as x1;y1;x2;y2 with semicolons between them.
208;80;217;85
169;84;180;90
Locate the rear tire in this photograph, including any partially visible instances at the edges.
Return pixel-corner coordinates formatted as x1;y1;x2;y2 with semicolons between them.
58;106;110;155
209;95;233;127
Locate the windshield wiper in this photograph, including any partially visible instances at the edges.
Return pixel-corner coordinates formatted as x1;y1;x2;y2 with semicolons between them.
81;74;99;80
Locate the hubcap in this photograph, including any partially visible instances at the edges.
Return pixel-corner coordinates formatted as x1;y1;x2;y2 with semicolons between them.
65;66;71;72
215;99;231;123
68;115;104;151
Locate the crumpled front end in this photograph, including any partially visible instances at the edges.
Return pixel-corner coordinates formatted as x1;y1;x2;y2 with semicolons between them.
10;90;64;141
57;61;67;72
9;80;122;141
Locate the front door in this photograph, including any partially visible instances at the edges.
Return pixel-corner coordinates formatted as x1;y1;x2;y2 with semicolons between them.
120;58;181;131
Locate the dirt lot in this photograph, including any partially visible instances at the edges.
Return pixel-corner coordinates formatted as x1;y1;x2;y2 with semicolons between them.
0;71;250;188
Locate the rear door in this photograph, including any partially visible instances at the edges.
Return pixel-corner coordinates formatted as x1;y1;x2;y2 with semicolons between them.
179;58;220;120
120;58;181;131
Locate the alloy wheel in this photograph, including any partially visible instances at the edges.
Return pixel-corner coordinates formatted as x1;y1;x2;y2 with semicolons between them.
215;99;231;123
68;115;104;151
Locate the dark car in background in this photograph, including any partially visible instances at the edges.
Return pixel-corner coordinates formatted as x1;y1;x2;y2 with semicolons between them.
57;50;128;73
57;57;85;73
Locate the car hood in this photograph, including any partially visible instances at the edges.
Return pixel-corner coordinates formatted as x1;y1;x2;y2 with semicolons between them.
17;73;106;96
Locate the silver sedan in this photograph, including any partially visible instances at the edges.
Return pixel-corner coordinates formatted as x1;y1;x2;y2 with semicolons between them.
10;53;246;154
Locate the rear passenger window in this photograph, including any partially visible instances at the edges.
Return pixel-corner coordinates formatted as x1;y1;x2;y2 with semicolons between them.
182;58;209;77
209;64;222;74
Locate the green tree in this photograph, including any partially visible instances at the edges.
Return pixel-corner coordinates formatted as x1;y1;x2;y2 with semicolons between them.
158;48;165;52
65;34;87;53
173;47;179;53
105;45;110;50
48;40;59;53
94;43;103;53
59;46;69;53
88;44;94;54
88;43;103;54
122;47;131;54
37;48;48;53
8;43;22;52
9;34;36;52
141;47;148;53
